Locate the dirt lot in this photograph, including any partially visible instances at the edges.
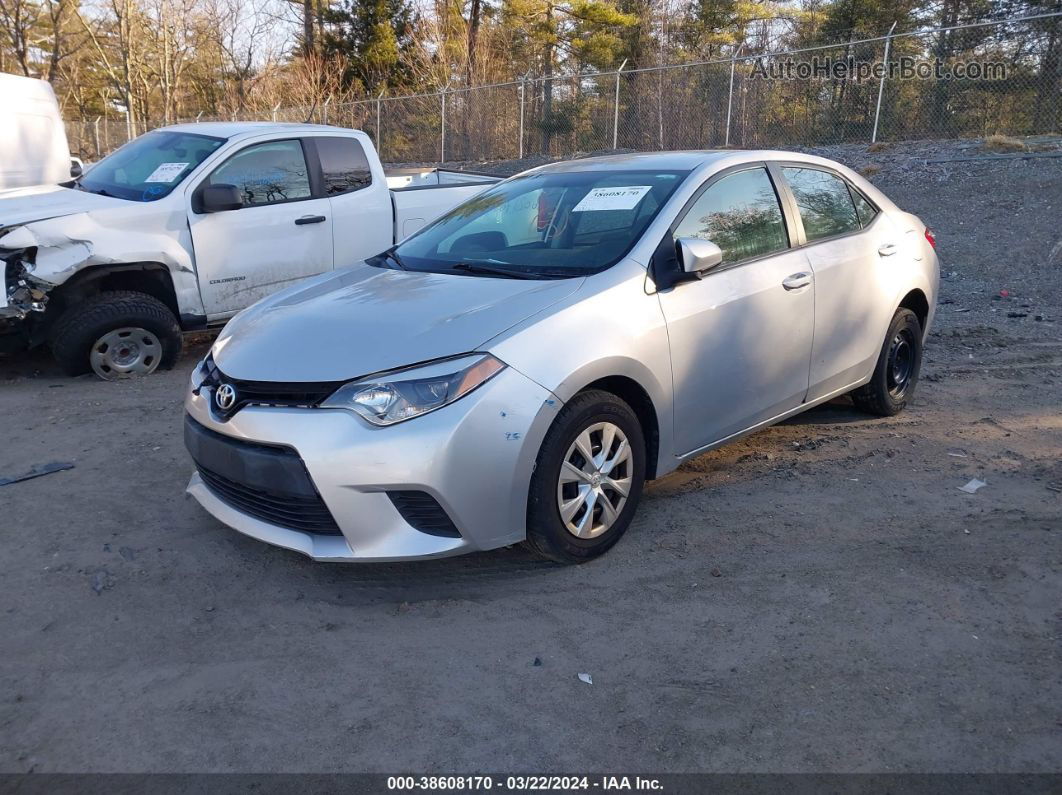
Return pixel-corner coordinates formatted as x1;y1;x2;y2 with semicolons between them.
1;141;1060;773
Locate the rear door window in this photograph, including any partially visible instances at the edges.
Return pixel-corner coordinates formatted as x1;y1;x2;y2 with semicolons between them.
782;167;861;241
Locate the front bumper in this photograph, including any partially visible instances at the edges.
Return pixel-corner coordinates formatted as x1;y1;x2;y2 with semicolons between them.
184;365;561;562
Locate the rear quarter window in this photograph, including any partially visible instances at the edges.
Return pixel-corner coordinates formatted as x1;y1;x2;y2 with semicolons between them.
316;137;372;195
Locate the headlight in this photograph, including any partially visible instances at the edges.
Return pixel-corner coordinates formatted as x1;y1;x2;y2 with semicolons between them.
321;353;505;426
190;352;215;392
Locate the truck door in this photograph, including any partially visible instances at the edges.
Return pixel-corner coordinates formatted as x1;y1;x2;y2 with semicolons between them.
309;136;393;263
188;138;333;318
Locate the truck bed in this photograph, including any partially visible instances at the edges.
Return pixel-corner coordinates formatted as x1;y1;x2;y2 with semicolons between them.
385;168;502;190
387;169;502;241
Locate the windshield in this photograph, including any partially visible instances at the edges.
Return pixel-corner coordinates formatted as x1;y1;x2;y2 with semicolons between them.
76;130;225;202
384;169;689;278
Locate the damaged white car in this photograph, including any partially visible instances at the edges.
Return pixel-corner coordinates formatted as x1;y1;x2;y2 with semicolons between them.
0;122;497;378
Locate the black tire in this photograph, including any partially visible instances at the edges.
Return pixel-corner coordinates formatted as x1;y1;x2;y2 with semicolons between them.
525;390;646;564
51;290;182;378
850;307;923;416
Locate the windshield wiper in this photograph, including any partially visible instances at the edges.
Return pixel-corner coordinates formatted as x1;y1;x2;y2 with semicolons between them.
378;249;407;270
451;262;538;280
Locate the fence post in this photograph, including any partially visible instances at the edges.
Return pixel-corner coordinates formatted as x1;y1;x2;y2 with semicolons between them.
518;78;525;160
725;44;743;147
322;98;330;125
440;89;447;164
93;117;101;159
376;90;384;156
872;22;897;144
613;59;628;150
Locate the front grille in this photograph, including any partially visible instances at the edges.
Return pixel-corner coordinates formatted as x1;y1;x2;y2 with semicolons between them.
387;491;461;538
197;464;343;535
196;354;344;420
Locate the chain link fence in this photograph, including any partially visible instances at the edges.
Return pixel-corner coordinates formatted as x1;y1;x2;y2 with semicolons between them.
65;12;1061;164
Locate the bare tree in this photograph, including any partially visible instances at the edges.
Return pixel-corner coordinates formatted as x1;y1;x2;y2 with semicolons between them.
0;0;42;75
204;0;280;116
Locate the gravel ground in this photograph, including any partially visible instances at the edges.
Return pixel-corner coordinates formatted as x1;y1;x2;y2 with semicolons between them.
1;140;1060;773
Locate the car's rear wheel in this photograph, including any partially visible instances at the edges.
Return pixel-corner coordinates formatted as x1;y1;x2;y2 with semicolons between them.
850;307;923;416
51;291;182;379
525;390;646;563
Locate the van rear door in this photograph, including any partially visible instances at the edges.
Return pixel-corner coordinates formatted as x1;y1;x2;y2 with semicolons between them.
0;74;71;189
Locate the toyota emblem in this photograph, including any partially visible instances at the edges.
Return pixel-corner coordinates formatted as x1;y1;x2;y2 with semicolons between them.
215;383;237;411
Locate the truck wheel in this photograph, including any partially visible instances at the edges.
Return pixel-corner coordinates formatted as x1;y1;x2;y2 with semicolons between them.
51;291;182;379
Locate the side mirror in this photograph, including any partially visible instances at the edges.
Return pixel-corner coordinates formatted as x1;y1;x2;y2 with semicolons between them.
70;158;84;179
676;237;724;275
200;184;243;213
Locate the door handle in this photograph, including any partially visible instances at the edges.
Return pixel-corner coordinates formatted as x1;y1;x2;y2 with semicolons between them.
295;215;327;225
782;272;812;291
878;243;898;257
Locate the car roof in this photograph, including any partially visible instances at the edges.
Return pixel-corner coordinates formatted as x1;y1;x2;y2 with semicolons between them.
531;149;842;173
156;121;360;140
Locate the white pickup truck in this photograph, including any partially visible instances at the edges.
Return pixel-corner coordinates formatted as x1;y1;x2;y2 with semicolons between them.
0;122;498;378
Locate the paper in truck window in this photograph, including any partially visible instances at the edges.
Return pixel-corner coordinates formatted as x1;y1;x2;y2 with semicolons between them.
144;162;190;183
573;186;652;212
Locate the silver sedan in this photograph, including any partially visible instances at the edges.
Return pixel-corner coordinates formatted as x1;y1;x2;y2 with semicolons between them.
184;150;939;563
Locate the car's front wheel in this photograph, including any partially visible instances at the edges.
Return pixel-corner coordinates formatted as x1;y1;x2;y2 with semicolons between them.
525;390;646;563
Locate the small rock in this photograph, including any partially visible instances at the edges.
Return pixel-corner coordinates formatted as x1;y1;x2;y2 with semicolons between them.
532;657;542;667
90;569;114;595
710;567;722;577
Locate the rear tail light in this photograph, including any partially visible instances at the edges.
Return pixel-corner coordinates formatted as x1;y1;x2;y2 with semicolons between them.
924;227;936;249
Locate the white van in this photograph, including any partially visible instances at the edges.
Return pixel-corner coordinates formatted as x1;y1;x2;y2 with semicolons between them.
0;73;77;190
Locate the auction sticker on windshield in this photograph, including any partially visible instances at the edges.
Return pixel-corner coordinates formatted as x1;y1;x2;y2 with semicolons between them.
573;186;651;212
145;162;190;183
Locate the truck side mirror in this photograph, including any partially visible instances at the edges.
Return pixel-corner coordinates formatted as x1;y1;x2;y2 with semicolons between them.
675;237;724;275
200;184;243;213
70;158;84;179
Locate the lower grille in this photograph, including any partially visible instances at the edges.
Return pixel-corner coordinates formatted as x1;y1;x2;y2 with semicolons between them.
184;415;342;536
197;464;343;536
387;491;461;538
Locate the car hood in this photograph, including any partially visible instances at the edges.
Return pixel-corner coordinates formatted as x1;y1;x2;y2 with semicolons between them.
212;265;583;382
0;184;127;229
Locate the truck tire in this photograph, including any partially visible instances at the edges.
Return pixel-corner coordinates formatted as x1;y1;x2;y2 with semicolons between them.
51;291;182;379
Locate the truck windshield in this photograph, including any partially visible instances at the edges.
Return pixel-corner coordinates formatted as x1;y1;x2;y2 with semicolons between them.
75;131;225;202
386;169;689;278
